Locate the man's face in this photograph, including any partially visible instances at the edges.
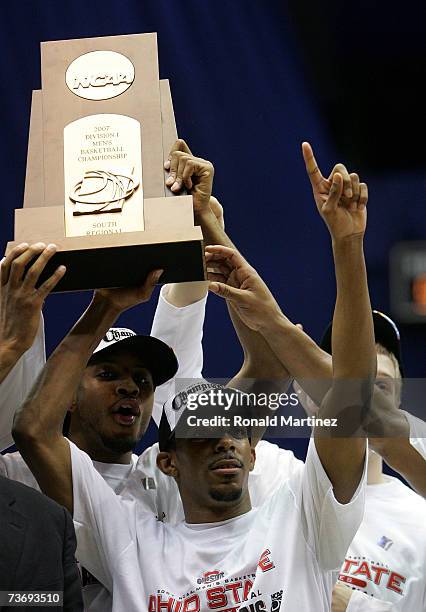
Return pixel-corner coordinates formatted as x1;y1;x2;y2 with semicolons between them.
169;431;255;510
70;348;155;456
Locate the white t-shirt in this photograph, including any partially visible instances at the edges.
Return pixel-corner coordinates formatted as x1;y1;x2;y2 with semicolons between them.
0;287;207;611
403;410;426;459
339;476;426;612
71;438;367;612
0;315;45;452
121;439;302;524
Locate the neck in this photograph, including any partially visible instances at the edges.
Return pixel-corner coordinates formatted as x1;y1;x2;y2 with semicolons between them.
367;450;385;484
183;491;252;524
68;429;133;465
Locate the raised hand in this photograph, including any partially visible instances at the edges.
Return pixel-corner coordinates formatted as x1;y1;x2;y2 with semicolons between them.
205;245;282;332
94;269;163;314
0;243;65;358
164;139;214;215
302;142;368;241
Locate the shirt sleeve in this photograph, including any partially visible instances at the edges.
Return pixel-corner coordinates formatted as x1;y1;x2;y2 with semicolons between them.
128;443;184;524
150;286;207;425
402;410;426;459
290;438;367;571
0;315;46;452
70;440;135;593
346;589;396;611
248;440;304;507
0;451;40;488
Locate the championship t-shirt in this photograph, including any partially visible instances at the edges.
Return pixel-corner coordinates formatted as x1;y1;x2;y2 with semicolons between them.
338;476;426;611
71;438;367;612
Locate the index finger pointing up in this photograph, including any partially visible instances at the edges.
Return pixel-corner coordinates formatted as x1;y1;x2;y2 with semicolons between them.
302;142;324;188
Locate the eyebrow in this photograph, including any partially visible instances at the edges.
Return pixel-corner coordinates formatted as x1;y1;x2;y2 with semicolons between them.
94;361;150;370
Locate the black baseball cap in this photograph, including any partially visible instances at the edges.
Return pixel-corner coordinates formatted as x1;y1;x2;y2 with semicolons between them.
320;310;404;376
89;327;178;387
158;381;252;451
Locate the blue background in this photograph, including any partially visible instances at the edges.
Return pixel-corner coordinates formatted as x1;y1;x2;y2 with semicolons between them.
1;1;424;459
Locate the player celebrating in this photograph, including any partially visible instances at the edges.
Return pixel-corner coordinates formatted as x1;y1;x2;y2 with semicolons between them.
12;142;373;611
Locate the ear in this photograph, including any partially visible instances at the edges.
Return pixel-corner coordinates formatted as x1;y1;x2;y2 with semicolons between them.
157;451;178;478
249;446;256;472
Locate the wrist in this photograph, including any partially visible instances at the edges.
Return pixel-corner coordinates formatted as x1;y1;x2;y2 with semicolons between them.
332;233;364;253
258;309;289;337
194;207;217;227
0;341;25;369
91;292;124;318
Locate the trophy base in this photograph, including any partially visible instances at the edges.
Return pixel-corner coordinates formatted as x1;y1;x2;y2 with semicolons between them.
34;239;205;292
8;196;207;293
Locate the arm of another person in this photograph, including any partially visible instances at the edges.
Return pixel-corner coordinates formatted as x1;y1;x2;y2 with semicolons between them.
150;144;229;422
205;145;373;504
12;270;162;513
0;244;64;451
165;140;293;416
297;143;374;503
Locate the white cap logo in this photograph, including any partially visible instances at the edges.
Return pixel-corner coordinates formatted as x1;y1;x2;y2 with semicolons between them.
65;50;135;100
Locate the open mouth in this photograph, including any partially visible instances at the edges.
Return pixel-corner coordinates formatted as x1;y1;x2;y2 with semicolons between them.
111;399;141;426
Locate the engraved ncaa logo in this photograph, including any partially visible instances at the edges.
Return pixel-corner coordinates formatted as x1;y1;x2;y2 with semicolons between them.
65;50;135;100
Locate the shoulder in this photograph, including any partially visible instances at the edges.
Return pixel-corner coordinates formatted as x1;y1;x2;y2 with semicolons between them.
254;440;303;472
0;474;66;523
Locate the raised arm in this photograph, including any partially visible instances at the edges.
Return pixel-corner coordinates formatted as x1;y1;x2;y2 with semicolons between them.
205;143;374;503
0;244;65;451
299;142;374;502
0;243;64;383
165;139;291;394
12;270;162;513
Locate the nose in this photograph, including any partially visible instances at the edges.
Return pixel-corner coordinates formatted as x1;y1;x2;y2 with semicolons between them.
214;434;236;452
116;376;139;398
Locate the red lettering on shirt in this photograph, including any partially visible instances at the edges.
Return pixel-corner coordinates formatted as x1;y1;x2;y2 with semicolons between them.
242;579;253;601
387;572;406;595
342;559;359;573
258;549;275;572
207;587;227;608
183;595;200;612
225;581;243;603
352;561;372;581
371;565;390;585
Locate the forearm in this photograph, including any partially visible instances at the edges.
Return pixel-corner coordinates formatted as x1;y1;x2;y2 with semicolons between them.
260;313;332;404
0;345;24;383
227;302;291;381
195;208;235;248
313;237;373;502
13;295;120;441
331;236;376;381
163;281;208;308
380;437;426;497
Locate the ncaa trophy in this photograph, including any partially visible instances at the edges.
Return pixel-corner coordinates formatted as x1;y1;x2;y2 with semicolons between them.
6;33;205;292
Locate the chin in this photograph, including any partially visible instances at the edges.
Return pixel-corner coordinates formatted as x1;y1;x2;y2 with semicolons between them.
209;486;243;503
100;433;138;455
